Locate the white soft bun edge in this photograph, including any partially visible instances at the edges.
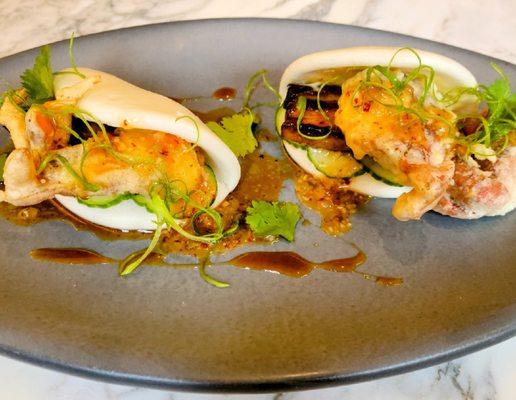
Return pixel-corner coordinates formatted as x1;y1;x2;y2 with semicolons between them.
279;46;477;97
53;68;240;231
283;141;411;199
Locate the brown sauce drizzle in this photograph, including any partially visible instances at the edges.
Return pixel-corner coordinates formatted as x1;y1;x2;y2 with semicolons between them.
31;248;115;264
366;275;404;287
228;250;402;286
229;250;366;277
212;87;237;101
28;247;402;286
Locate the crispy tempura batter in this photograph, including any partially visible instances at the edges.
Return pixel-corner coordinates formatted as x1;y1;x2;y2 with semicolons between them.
0;79;210;208
0;90;30;149
434;146;516;218
1;125;207;206
336;70;457;220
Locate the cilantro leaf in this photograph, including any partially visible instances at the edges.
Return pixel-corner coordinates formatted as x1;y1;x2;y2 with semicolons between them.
207;111;257;157
20;45;55;105
485;79;509;121
245;200;301;242
487;78;510;100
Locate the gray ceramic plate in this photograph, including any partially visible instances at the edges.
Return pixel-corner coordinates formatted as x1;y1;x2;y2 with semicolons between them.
0;19;514;392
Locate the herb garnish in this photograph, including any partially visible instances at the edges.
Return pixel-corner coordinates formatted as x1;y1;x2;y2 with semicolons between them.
207;110;257;157
207;68;281;158
20;45;55;105
243;69;281;109
198;257;230;288
455;64;515;154
0;153;7;182
246;200;301;242
67;33;85;79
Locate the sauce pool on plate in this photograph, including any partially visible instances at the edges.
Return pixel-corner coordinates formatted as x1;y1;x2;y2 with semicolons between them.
29;247;402;286
212;87;237;101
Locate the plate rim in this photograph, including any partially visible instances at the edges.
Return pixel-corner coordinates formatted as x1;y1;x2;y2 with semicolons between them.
1;329;514;392
0;17;514;392
3;17;515;66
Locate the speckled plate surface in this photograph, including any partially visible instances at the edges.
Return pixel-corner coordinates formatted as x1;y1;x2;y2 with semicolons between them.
0;19;514;392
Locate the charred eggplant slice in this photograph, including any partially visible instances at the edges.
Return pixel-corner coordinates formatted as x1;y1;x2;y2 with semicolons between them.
279;84;350;152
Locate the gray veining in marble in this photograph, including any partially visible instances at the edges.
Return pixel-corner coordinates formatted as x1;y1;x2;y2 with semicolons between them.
0;0;515;63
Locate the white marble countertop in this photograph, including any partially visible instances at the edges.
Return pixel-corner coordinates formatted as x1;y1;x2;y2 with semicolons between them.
0;0;514;399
